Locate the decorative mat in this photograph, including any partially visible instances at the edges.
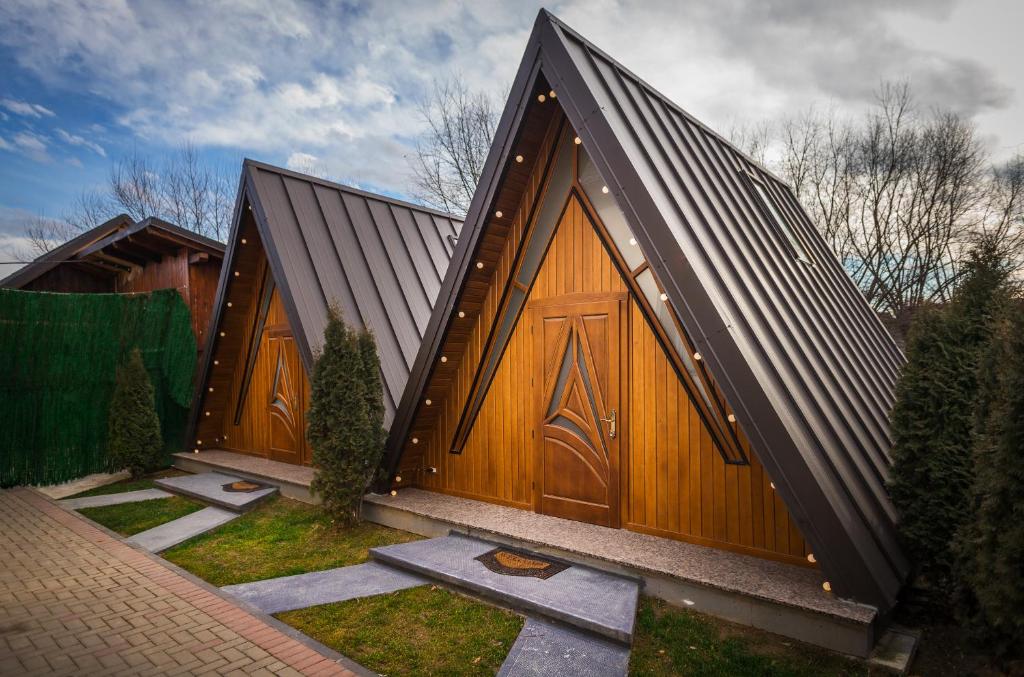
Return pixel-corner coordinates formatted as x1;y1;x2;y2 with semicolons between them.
474;547;570;580
222;480;270;493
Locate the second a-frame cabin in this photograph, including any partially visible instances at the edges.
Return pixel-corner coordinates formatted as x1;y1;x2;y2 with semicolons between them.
188;161;461;466
384;11;909;612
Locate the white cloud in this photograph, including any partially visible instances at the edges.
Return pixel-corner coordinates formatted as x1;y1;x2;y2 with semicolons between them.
8;131;50;162
56;128;106;157
0;97;55;118
286;151;318;168
0;0;1016;193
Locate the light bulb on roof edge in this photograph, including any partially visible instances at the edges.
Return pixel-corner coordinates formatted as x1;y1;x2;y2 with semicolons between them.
727;414;736;423
476;262;484;269
549;90;556;98
822;581;831;593
628;237;637;246
574;136;582;145
495;210;503;218
602;186;609;194
659;293;668;301
515;155;524;163
441;356;448;363
537;94;546;102
458;311;465;318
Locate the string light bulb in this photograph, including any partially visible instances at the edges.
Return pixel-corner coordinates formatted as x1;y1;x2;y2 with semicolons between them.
807;553;817;564
441;356;448;363
425;399;432;406
395;475;402;483
727;414;736;423
602;186;609;194
574;136;582;145
549;90;556;98
515;155;524;163
537;94;546;102
391;490;398;496
227;302;233;307
476;261;484;269
629;237;637;246
693;352;702;361
495;210;503;218
770;481;776;490
208;387;214;392
233;271;239;277
412;437;419;444
822;581;832;593
659;293;668;301
214;360;219;365
194;448;199;454
458;311;465;318
220;331;225;337
241;238;247;244
205;411;210;417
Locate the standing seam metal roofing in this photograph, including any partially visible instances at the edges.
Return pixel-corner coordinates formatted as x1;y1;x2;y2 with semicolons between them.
385;10;909;610
189;159;461;434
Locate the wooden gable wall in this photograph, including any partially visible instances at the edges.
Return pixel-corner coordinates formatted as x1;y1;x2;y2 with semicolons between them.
396;108;810;565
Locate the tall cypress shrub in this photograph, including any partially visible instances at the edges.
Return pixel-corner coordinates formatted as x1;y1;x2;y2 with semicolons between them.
108;347;163;478
888;244;1011;593
307;306;386;525
956;307;1024;656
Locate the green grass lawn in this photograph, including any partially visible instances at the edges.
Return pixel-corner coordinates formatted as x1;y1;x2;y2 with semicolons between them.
78;495;204;536
162;496;422;586
630;597;866;676
279;586;524;677
66;468;187;498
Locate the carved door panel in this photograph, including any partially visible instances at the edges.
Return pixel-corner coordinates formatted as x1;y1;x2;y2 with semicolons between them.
532;296;624;527
267;332;303;465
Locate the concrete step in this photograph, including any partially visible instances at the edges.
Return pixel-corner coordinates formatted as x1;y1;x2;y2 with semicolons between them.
155;471;277;513
126;506;238;553
370;533;640;644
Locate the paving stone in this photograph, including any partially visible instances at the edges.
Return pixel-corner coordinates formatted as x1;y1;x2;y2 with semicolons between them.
155;472;277;512
60;488;173;510
371;534;639;643
127;506;239;553
222;562;427;614
498;618;630;677
1;488;359;675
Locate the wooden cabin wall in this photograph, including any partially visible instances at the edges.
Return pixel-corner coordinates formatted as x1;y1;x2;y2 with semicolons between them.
23;265;113;293
188;259;222;352
116;247;189;296
413;187;809;564
218;282;310;462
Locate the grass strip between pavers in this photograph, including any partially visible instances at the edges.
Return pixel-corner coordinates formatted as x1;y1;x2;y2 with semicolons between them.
162;496;422;586
278;585;524;677
78;495;205;537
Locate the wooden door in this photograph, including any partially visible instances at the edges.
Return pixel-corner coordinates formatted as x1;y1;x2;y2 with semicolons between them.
532;294;624;527
266;329;304;465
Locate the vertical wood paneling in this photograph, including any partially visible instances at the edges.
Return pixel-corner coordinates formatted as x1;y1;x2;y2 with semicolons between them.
405;129;809;564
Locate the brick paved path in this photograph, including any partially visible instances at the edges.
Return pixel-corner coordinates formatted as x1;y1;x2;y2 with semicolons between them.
0;488;359;676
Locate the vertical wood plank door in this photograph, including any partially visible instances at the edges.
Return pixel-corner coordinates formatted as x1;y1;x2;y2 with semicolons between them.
532;294;625;527
266;330;304;465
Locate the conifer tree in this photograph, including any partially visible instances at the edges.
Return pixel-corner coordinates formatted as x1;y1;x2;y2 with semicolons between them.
108;347;163;477
307;306;386;525
888;243;1011;593
956;307;1024;656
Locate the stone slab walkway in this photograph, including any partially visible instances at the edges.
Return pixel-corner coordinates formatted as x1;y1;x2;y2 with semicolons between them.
498;618;630;677
371;534;639;643
60;488;172;510
127;506;239;553
0;488;363;675
223;562;427;614
156;472;277;512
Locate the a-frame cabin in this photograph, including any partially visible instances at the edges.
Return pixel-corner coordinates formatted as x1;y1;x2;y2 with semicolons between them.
188;160;461;466
384;11;909;611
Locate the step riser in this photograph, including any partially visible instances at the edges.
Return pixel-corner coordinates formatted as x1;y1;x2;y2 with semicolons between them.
173;455;318;505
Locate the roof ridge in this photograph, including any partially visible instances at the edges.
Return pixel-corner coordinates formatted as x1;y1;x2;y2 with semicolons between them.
242;158;464;223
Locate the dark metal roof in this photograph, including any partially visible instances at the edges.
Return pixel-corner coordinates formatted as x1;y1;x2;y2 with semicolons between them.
0;214;225;289
386;9;909;610
195;159;462;426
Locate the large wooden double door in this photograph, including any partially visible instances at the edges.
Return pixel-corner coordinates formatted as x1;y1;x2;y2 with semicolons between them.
531;293;625;527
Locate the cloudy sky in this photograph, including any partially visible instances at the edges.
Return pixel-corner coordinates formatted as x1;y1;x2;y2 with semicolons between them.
1;0;1021;262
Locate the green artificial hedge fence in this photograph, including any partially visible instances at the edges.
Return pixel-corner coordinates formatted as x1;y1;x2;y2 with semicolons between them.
0;288;196;487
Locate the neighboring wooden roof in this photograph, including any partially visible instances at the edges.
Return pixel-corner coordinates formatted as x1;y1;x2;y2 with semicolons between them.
188;159;462;435
385;9;909;610
1;214;225;289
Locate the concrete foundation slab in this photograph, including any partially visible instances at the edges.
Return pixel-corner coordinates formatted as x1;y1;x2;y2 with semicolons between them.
371;534;639;644
127;506;238;552
363;489;878;657
222;562;427;614
172;451;317;504
498;618;630;677
155;471;277;512
60;488;173;510
868;626;920;675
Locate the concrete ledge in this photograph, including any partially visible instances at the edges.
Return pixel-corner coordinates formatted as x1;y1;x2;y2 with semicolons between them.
172;451;319;504
363;491;878;657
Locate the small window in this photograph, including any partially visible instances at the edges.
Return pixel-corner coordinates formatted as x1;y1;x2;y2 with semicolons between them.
749;177;812;264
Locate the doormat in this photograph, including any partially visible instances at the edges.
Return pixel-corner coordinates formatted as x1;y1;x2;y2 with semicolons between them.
474;547;570;580
222;480;270;493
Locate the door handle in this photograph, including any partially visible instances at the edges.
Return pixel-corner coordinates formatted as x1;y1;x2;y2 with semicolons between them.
600;408;617;439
